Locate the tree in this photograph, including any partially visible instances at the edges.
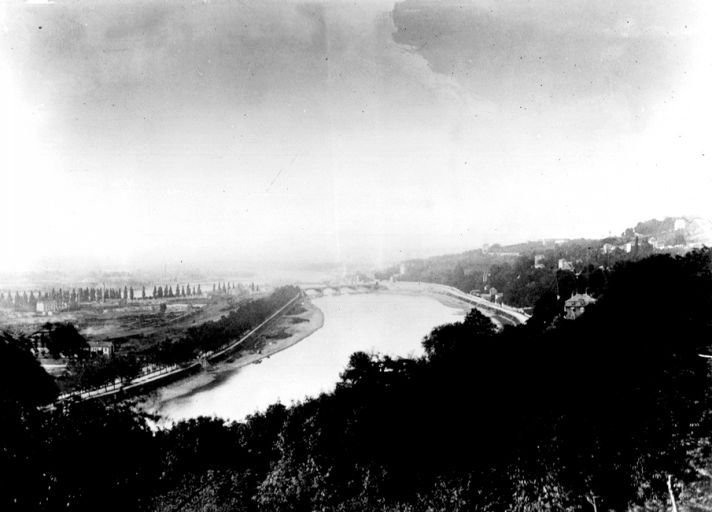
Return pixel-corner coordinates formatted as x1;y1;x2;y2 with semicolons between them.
0;331;58;405
256;456;332;511
529;290;561;331
43;323;89;359
422;308;496;361
114;355;141;384
67;354;115;389
339;351;379;387
588;267;607;296
556;269;577;298
448;262;466;288
462;307;497;335
488;263;513;293
0;401;161;510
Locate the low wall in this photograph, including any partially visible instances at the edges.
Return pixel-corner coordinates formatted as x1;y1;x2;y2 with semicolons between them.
386;281;530;325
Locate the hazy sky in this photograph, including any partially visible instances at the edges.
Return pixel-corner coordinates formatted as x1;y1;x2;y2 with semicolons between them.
1;0;711;273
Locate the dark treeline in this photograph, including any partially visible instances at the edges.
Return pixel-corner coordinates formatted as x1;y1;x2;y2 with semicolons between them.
32;322;89;358
146;285;299;365
0;282;220;312
1;254;712;511
61;353;143;391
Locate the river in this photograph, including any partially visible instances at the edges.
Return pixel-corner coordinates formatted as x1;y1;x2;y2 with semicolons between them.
151;292;465;423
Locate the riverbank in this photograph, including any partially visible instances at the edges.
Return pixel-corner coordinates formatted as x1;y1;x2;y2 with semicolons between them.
140;298;324;417
219;298;325;368
377;286;506;329
147;291;465;423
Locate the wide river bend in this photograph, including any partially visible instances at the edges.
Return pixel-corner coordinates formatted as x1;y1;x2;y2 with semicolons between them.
152;293;464;423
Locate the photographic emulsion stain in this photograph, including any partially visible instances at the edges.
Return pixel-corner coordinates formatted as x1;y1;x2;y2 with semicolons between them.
1;1;712;510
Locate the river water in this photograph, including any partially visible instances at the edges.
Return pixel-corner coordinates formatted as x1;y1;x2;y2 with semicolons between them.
154;293;464;423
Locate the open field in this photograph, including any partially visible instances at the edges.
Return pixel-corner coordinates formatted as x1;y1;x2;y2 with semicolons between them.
0;292;254;361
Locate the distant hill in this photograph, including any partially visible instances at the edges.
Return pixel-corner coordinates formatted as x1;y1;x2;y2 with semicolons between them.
376;216;712;308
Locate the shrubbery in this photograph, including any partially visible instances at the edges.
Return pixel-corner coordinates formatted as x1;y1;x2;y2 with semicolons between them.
1;255;712;510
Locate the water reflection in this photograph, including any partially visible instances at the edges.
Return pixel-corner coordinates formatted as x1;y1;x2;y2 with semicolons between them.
155;293;464;422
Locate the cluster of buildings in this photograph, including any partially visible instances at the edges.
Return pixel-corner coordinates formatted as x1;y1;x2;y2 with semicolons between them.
468;285;505;305
604;218;712;254
563;293;597;320
532;255;575;271
600;237;649;255
28;325;115;359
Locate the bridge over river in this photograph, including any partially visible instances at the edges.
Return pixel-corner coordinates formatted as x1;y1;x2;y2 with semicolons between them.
298;281;381;296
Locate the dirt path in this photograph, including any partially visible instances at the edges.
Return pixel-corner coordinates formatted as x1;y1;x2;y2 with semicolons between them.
139;299;324;413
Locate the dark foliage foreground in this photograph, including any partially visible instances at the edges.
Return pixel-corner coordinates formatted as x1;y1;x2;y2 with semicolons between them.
1;251;712;511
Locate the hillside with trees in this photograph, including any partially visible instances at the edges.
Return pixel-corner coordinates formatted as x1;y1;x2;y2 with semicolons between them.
375;249;518;293
1;251;712;510
377;218;711;310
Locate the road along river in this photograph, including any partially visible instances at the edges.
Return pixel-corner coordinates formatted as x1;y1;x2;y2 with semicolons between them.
147;292;465;423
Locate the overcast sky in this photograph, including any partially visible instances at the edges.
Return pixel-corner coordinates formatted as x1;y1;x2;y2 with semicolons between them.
1;0;711;273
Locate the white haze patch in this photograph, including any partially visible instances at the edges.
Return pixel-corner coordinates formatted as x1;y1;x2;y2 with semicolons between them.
0;0;711;274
